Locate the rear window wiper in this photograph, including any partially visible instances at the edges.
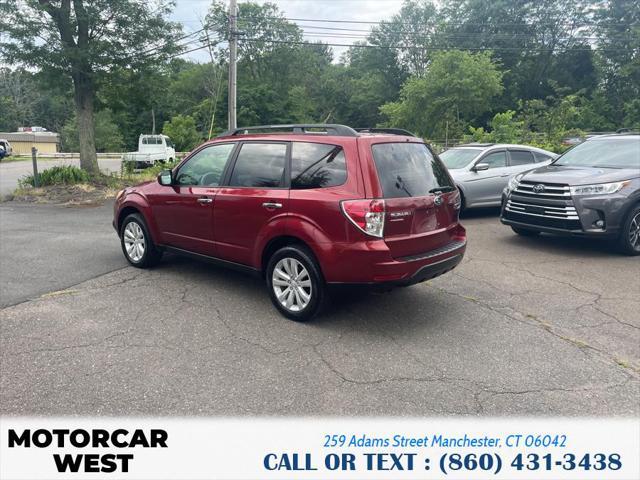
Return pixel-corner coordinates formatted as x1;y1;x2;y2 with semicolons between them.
429;186;455;194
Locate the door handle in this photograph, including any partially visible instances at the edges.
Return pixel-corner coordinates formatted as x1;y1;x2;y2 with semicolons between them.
197;197;213;204
262;202;283;209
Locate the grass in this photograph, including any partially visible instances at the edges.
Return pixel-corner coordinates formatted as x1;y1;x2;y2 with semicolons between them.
19;165;91;188
6;159;180;205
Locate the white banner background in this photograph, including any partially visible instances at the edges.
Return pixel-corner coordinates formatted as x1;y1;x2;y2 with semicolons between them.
1;417;638;479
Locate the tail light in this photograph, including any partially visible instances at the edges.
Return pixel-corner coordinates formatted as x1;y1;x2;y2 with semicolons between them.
341;199;385;238
451;189;462;211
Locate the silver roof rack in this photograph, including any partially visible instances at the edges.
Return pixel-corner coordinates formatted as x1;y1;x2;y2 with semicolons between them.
218;124;358;137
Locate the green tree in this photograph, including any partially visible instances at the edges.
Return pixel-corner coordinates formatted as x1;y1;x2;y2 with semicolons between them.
595;0;640;127
489;110;524;143
366;0;443;77
441;0;595;105
380;50;503;139
162;115;201;152
0;0;181;173
61;109;124;153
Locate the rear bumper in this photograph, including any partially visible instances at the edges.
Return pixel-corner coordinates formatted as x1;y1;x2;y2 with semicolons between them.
323;237;466;285
391;253;463;286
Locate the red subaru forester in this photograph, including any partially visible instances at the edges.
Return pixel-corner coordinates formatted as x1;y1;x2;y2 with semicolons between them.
113;124;466;321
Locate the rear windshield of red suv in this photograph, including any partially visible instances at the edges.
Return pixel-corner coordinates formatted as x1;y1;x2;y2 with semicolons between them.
371;143;454;198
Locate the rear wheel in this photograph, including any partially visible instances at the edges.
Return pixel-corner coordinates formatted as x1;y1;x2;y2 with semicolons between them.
120;213;163;268
511;226;540;237
618;206;640;256
266;245;325;321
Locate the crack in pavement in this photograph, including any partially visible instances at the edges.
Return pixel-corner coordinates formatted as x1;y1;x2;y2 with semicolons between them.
475;379;635;412
0;266;131;310
211;306;330;357
429;284;640;377
452;265;639;332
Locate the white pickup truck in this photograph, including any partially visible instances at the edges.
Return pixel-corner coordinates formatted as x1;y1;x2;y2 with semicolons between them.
122;134;176;168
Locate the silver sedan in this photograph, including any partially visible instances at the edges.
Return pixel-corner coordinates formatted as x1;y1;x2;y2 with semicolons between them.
440;143;558;209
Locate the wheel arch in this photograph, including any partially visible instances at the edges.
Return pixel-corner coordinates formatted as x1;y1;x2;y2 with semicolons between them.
117;206;142;233
456;184;467;209
117;196;160;244
260;235;323;279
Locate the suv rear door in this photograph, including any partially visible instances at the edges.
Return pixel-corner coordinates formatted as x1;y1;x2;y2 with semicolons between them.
369;142;460;258
213;141;290;266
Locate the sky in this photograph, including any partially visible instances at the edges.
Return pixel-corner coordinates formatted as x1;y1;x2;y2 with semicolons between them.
170;0;405;62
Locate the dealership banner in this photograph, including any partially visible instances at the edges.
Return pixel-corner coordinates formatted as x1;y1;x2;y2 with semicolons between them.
1;418;638;479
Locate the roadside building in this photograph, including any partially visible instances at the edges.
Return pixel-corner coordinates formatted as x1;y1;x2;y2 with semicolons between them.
0;131;60;154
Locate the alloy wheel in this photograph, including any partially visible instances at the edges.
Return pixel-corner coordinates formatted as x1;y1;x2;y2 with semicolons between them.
272;257;312;312
123;221;146;262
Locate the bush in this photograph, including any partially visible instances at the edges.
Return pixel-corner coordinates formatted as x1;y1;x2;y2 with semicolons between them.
19;165;91;187
120;158;180;181
162;114;202;151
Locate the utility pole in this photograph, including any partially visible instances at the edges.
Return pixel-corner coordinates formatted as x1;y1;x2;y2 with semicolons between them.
228;0;237;130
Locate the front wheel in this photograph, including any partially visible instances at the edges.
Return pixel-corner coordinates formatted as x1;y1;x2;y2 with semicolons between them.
511;226;540;237
266;245;325;321
618;206;640;256
120;213;163;267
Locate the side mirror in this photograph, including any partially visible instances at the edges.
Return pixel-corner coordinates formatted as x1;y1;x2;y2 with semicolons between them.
158;169;173;186
473;163;490;172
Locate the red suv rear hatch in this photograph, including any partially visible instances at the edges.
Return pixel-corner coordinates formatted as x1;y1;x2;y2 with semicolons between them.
370;142;462;259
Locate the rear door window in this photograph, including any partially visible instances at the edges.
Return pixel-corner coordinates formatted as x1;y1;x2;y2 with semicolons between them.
228;142;287;188
291;142;346;189
371;143;453;198
509;150;536;166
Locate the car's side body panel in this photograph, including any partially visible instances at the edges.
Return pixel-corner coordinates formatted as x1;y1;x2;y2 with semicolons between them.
446;145;557;208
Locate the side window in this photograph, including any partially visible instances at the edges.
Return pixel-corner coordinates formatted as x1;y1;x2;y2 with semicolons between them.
479;151;507;169
175;143;235;186
291;142;347;189
534;152;553;163
229;143;287;188
509;150;536;166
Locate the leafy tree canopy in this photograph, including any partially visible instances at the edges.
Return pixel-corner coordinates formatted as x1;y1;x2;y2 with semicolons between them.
162;115;202;152
380;51;504;139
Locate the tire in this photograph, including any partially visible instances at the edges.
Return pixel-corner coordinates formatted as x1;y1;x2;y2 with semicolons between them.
266;245;325;321
120;213;163;268
618;205;640;256
511;226;540;237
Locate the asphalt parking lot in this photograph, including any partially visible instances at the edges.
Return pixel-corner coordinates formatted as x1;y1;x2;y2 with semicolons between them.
1;202;638;416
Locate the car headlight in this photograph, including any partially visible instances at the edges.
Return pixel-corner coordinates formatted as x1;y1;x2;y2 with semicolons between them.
506;173;524;194
570;181;630;196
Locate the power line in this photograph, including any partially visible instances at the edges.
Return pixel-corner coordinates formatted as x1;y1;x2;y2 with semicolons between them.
239;15;639;28
294;25;613;39
132;27;207;60
295;31;610;43
240;37;628;52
